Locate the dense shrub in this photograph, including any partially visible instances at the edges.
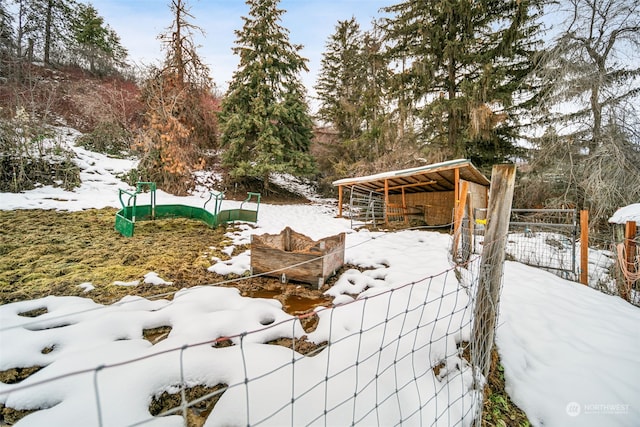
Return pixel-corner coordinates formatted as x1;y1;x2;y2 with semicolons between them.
76;121;132;157
0;118;80;192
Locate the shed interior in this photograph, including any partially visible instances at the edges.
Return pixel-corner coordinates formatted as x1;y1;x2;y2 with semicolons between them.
333;159;490;226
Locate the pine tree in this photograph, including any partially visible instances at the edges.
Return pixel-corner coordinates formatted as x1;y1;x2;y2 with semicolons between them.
315;17;365;141
0;2;14;60
315;18;390;163
219;0;315;192
71;3;127;75
17;0;77;65
359;28;391;159
381;0;544;168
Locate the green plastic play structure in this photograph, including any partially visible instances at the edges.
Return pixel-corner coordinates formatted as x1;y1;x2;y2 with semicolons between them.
115;182;261;237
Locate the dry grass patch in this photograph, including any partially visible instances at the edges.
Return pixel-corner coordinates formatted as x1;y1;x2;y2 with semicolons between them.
0;208;231;305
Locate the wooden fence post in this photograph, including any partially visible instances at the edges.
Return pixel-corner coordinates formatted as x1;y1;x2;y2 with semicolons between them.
452;180;469;260
580;210;589;285
624;221;637;299
471;164;516;383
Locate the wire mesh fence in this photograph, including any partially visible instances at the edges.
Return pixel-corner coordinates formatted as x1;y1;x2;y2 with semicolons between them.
472;208;579;279
0;227;512;426
466;207;640;307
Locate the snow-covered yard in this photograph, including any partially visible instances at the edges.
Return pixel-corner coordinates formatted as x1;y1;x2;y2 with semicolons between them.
1;141;639;426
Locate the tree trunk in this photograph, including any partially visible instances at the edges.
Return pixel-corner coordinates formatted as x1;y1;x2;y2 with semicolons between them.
173;0;185;85
263;173;270;194
44;0;53;65
448;54;458;156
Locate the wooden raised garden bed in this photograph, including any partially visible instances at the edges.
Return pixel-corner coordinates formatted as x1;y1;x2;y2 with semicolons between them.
250;227;345;289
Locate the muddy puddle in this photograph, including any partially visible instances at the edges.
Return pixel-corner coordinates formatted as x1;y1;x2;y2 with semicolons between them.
246;288;332;316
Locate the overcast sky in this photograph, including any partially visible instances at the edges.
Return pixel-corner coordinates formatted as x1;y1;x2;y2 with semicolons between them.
90;0;391;102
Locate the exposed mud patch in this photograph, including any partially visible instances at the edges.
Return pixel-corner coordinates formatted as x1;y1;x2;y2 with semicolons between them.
143;326;172;344
266;336;327;357
0;366;43;384
18;307;47;317
149;384;227;427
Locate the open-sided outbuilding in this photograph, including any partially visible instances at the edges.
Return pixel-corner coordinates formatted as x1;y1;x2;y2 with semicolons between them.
333;158;490;227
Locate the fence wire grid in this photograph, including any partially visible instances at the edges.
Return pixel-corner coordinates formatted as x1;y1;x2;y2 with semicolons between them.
465;207;639;307
0;228;511;427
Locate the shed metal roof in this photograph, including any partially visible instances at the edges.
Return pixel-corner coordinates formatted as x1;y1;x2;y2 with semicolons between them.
332;159;490;194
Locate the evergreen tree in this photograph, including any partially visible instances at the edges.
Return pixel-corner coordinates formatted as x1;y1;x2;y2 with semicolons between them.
315;18;390;163
381;0;544;167
359;28;391;159
219;0;315;191
0;2;14;60
71;3;127;75
16;0;77;65
135;0;218;195
315;17;365;141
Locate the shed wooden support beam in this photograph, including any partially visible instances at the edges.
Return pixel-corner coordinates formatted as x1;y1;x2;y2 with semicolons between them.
337;185;343;217
452;180;469;259
384;179;389;224
374;180;437;192
454;167;460;207
402;187;407;224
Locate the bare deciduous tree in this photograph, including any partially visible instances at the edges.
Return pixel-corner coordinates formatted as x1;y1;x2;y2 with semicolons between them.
528;0;640;229
134;0;218;195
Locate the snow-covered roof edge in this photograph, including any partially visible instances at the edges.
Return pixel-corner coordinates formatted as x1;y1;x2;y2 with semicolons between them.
608;203;640;224
332;158;472;186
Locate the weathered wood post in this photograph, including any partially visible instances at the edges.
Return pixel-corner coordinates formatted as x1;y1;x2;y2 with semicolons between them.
580;210;589;285
452;180;469;261
471;164;516;389
622;221;638;301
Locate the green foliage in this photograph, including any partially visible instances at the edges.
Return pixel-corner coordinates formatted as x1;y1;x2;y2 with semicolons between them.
70;3;128;75
482;350;531;427
13;0;78;65
219;0;315;190
76;121;132;157
315;18;367;141
315;19;391;166
0;115;80;192
381;0;544;167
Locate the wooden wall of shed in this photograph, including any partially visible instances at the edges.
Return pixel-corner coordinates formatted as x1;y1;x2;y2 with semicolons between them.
387;182;488;226
389;191;455;225
463;180;488;219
